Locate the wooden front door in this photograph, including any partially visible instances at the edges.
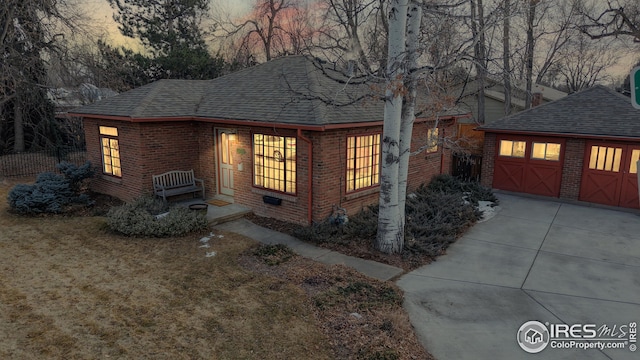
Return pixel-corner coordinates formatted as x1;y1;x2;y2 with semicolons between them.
216;128;235;196
579;142;640;209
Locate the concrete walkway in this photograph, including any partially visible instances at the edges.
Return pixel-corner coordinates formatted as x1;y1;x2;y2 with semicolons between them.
397;193;640;360
214;218;404;281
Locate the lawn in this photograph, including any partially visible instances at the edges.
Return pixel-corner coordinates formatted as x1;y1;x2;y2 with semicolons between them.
0;179;431;360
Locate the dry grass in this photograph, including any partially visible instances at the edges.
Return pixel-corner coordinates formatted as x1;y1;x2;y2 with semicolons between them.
0;179;433;360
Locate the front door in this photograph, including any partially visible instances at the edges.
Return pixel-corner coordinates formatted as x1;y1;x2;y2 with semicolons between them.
216;128;235;196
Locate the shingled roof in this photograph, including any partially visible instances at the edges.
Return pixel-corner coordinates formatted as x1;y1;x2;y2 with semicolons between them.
479;85;640;139
70;56;466;126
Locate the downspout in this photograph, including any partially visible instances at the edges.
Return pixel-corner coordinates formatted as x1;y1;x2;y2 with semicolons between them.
440;127;446;174
298;129;313;225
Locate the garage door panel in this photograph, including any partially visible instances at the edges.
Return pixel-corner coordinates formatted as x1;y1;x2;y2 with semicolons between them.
580;171;621;206
579;142;639;209
493;162;525;192
524;165;562;197
493;136;564;196
619;177;639;209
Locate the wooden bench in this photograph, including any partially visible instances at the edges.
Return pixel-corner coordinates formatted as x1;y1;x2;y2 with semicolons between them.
152;170;205;201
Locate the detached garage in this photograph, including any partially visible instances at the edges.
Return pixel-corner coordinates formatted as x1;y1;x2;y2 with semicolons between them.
480;85;640;210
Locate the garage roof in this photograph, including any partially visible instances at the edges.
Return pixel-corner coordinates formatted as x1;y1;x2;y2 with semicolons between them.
479;85;640;139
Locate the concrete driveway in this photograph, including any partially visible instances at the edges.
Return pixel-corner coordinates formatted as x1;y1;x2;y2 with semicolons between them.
397;193;640;360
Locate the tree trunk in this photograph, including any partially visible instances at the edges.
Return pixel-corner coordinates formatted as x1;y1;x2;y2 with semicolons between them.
13;98;24;152
525;0;537;109
503;0;512;115
398;0;421;233
471;0;487;124
375;0;408;254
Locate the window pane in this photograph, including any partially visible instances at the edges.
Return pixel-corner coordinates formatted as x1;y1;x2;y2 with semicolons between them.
589;146;599;169
596;147;606;170
531;143;546;160
512;141;526;157
427;128;439;153
499;140;513;156
546;143;561;161
613;148;622;172
630;150;640;174
99;126;118;136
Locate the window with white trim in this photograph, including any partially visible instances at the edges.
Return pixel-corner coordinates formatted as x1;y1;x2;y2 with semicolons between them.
253;134;296;194
99;126;121;177
346;134;381;192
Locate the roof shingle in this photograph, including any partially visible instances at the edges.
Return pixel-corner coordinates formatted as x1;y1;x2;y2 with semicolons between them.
71;56;466;126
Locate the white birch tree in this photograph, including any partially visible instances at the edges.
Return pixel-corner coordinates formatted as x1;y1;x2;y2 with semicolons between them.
375;0;422;254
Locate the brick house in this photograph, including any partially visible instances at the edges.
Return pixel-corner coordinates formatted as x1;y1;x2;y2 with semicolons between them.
70;56;468;225
479;85;640;209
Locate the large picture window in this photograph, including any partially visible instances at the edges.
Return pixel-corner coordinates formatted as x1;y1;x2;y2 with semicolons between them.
253;134;296;194
99;126;121;177
346;134;381;192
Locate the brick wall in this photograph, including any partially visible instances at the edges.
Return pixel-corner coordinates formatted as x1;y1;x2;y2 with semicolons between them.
232;127;311;225
311;120;456;224
481;132;496;188
84;118;457;225
560;138;585;200
85;119;201;201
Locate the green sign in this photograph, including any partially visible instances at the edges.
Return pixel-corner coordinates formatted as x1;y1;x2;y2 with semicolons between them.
632;66;640;109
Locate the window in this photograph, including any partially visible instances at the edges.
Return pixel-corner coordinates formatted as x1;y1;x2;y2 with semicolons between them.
499;140;526;158
99;126;121;177
588;145;622;172
628;149;640;174
531;142;561;161
346;134;381;192
426;128;439;153
253;134;296;194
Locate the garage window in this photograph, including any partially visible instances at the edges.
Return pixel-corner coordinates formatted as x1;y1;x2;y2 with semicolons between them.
588;145;622;172
499;140;526;158
630;149;640;174
531;142;561;161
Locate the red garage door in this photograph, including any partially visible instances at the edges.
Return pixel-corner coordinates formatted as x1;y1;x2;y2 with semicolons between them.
579;142;640;209
493;136;565;197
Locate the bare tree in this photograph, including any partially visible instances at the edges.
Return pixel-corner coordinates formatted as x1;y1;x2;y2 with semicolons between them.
216;0;313;63
551;34;619;92
577;0;640;42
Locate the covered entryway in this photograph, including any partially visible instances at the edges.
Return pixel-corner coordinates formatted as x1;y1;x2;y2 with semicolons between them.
492;135;565;197
215;128;236;196
579;141;640;209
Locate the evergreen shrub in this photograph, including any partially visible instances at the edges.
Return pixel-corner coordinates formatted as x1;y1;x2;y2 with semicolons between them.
106;195;208;237
7;161;95;214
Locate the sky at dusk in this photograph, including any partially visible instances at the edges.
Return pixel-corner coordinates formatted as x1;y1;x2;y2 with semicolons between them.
80;0;636;81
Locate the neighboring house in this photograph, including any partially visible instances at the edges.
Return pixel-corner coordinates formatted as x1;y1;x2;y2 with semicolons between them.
69;56;469;225
479;85;640;210
49;84;118;117
458;79;568;124
454;80;568;155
